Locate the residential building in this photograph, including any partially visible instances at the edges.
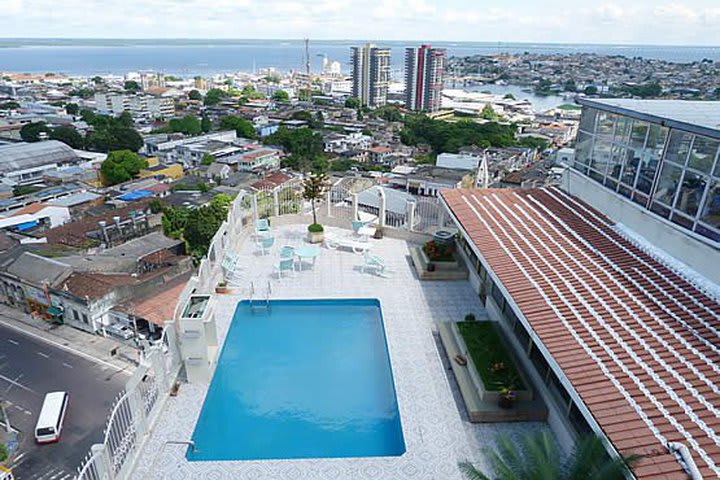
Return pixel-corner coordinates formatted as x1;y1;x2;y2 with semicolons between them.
0;203;71;231
324;132;371;154
388;165;472;196
404;45;446;113
351;44;391;107
570;98;719;279
436;152;482;171
234;148;281;172
95;93;175;119
139;163;184;180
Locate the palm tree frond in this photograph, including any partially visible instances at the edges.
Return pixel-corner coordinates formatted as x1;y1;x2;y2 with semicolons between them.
459;461;492;480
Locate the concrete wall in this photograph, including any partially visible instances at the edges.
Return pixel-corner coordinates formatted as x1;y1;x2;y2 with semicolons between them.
561;169;720;285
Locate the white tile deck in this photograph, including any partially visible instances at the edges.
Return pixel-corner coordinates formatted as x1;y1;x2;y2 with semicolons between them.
133;225;549;479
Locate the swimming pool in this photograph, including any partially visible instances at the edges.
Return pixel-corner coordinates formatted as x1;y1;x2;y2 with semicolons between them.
187;299;406;461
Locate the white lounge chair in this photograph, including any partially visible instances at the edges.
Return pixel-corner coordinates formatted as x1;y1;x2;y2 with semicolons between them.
325;232;372;254
362;250;388;276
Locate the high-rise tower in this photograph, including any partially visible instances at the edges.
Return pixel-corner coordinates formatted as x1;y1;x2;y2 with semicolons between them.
351;44;391;107
404;45;446;112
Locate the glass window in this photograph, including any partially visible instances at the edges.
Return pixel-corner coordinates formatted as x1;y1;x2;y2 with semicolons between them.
573;130;594;172
635;153;660;194
699;180;720;228
645;124;668;157
568;404;593;436
620;149;640;186
650;201;671;219
653;162;683;206
513;319;531;351
529;344;549;379
664;130;693;165
671;212;694;229
695;223;720;243
675;170;707;218
687;136;719;174
606;145;625;180
613;116;632;144
491;281;505;309
579;107;598;133
589;136;612;178
629;120;649;150
595;112;615;139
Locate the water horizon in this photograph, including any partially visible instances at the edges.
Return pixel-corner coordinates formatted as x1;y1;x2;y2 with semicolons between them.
1;38;718;77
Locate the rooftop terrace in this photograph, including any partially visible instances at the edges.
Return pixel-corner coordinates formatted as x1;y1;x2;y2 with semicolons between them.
129;222;548;479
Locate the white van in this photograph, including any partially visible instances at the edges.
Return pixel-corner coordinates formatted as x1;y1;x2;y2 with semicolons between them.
34;391;69;444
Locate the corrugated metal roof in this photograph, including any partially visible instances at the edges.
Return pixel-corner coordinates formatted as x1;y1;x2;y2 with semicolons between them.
442;187;720;480
0;141;79;174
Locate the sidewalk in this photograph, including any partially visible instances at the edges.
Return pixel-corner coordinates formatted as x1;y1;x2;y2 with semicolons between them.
0;304;138;373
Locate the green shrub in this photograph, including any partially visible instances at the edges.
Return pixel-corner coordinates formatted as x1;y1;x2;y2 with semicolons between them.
307;223;324;233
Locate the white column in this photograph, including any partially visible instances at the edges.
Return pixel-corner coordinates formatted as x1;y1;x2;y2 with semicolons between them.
326;190;332;217
272;189;280;217
352;193;359;221
378;188;386;227
406;201;416;232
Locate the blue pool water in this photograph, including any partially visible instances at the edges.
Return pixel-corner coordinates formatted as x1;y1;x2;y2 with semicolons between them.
187;299;405;461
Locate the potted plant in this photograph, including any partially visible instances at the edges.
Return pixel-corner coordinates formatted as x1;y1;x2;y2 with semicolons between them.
302;172;328;243
498;386;516;409
215;280;228;294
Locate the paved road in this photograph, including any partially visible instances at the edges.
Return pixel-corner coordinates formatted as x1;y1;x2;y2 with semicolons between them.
0;322;129;479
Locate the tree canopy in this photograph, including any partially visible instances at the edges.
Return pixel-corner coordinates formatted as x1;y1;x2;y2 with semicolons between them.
201;115;212;133
219;115;256;139
161;194;233;258
344;97;361;109
100;150;148;186
49;126;84;149
20;122;51;142
303;172;328;226
85;112;143;152
65;102;79;115
459;432;639;480
204;88;229;106
124;80;142;93
188;89;203;101
264;126;325;172
272;90;290;102
400;115;517;154
165;115;202;135
0;101;20;110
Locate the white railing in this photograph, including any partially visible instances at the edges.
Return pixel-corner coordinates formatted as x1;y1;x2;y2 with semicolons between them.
76;324;182;480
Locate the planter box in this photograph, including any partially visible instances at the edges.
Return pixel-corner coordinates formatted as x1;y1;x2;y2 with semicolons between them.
451;322;533;403
307;230;324;244
419;246;460;271
410;246;468;281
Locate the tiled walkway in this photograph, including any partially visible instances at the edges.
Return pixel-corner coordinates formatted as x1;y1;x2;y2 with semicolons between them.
133;225;548;479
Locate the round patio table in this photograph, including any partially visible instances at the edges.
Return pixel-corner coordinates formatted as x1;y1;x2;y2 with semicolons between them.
295;245;321;270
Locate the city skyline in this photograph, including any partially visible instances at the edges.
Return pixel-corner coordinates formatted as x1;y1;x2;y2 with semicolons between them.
1;0;720;45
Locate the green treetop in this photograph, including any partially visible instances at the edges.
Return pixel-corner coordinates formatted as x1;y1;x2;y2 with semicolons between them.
100;150;148;186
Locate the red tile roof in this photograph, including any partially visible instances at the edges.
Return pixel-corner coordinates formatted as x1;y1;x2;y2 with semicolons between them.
442;187;720;480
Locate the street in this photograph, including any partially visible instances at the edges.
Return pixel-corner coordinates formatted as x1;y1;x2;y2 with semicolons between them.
0;321;129;479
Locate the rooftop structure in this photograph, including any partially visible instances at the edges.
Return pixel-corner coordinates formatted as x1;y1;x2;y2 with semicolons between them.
571;98;719;281
0;140;80;184
442;187;720;479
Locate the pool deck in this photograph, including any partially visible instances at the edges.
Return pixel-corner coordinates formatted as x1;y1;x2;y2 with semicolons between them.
133;225;549;479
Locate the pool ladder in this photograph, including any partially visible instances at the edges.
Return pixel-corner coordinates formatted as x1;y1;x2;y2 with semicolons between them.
249;281;271;312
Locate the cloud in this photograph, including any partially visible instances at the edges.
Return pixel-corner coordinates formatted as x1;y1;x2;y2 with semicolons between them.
0;0;719;45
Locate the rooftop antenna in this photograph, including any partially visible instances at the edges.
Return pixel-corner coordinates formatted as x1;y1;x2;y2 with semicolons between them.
303;38;311;101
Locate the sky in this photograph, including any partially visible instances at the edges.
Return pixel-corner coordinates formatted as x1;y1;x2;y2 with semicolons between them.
1;0;719;45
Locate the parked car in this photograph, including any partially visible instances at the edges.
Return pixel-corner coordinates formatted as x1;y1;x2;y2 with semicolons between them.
105;323;135;340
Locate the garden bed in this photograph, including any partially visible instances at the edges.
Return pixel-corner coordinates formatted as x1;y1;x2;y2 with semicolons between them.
457;321;526;392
